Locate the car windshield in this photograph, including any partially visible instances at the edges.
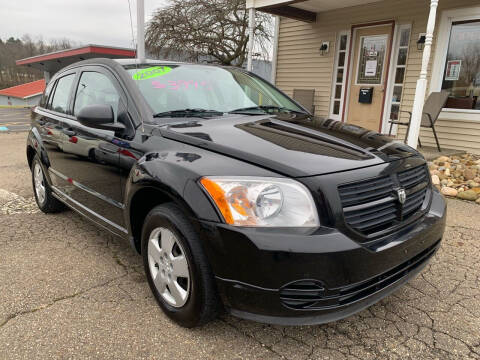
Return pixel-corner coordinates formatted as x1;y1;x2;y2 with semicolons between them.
124;64;305;118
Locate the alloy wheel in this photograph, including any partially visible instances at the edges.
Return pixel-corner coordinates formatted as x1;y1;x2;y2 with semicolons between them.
147;227;191;307
33;163;46;205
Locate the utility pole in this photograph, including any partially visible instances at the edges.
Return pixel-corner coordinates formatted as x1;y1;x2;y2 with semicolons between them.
247;7;255;72
137;0;146;62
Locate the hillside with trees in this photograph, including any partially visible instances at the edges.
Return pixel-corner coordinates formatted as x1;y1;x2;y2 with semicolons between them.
0;35;73;89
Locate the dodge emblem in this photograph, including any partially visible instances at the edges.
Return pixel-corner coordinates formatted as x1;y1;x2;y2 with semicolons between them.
397;188;407;205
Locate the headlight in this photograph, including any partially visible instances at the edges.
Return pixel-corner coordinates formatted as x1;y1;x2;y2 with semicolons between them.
199;176;319;227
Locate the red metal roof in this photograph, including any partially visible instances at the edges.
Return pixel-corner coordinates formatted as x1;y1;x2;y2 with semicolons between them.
16;45;136;66
0;79;46;99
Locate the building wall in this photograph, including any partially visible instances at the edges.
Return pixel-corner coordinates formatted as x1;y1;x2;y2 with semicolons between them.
0;95;41;107
274;0;480;154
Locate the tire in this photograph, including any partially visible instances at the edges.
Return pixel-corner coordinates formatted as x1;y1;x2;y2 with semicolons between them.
31;156;66;213
141;202;221;327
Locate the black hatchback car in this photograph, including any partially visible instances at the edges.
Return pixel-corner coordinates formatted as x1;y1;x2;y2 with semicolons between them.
27;58;446;327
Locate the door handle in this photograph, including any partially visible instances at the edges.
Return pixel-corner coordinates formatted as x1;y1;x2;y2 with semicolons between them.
63;129;76;136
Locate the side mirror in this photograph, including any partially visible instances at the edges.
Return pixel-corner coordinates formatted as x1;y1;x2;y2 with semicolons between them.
77;104;125;133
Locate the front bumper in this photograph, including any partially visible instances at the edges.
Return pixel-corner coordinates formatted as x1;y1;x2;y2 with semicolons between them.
195;190;446;326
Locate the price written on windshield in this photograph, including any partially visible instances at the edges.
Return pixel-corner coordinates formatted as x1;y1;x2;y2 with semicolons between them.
152;80;213;91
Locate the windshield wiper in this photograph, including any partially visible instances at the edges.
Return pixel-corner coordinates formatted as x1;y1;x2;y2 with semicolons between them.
228;105;307;115
153;109;224;118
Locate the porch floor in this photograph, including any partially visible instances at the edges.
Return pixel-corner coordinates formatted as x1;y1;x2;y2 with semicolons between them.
417;146;466;161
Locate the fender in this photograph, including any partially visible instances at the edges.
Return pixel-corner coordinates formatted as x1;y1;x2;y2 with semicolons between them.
123;151;221;238
27;127;54;186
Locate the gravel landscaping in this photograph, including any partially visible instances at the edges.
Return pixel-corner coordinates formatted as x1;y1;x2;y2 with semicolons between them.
429;154;480;204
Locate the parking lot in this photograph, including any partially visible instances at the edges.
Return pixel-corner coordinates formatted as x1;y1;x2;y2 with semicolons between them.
0;127;479;359
0;108;31;133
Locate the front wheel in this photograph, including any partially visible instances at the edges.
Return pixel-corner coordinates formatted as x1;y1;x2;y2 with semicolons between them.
141;203;221;327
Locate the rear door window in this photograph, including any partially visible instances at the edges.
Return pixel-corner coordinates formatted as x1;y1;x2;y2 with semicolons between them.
73;71;121;120
48;74;75;114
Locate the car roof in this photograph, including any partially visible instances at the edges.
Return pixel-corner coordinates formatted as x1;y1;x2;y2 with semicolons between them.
114;58;181;66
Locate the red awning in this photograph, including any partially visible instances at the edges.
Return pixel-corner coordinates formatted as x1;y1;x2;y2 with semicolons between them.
16;44;136;74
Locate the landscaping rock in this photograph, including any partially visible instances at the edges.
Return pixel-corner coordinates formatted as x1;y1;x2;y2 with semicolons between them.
457;190;479;201
441;187;458;197
430;153;480;204
437;156;450;163
464;168;477;181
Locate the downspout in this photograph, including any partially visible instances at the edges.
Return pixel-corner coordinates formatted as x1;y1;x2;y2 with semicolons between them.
271;16;280;84
407;0;439;148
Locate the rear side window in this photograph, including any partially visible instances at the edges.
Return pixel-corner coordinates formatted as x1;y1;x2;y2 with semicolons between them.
40;81;55;108
48;74;75;114
73;72;120;120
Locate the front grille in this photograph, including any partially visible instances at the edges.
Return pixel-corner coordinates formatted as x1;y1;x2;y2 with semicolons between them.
279;239;441;310
398;164;428;188
339;165;429;237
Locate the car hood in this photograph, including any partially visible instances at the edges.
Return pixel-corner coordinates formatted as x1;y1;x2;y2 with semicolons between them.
157;113;420;177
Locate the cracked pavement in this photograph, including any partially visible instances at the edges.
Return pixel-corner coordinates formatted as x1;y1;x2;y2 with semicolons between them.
0;132;479;359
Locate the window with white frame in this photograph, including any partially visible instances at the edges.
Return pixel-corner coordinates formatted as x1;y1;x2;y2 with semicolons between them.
432;6;480;114
441;20;480;110
388;26;411;121
329;32;350;120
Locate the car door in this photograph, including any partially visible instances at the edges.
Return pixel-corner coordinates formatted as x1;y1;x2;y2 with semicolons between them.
35;70;78;193
65;66;135;233
39;66;133;235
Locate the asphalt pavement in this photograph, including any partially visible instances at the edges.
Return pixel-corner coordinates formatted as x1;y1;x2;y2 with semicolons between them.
0;127;479;359
0;108;31;133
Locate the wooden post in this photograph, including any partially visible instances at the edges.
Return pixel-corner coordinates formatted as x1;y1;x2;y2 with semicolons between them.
407;0;439;148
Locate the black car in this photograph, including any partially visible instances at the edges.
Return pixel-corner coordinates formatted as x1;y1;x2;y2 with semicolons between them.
27;58;446;328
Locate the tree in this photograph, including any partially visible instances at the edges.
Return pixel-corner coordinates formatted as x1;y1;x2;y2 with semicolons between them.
0;36;74;89
146;0;272;66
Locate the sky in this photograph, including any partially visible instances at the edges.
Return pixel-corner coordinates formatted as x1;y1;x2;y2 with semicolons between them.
0;0;168;48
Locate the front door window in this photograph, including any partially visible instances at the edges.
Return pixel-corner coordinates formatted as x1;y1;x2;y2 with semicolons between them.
356;36;387;85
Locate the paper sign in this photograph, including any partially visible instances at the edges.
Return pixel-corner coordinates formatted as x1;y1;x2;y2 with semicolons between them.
445;60;462;81
132;66;172;80
365;60;378;77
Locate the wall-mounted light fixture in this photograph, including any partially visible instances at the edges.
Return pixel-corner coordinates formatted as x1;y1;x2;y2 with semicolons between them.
319;41;330;56
417;33;426;51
